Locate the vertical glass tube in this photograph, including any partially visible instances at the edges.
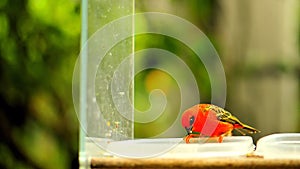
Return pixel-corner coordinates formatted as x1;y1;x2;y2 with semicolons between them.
79;0;88;166
88;0;134;139
79;0;134;162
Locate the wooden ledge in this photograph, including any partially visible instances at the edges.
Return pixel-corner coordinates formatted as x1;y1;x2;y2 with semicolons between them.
91;157;300;169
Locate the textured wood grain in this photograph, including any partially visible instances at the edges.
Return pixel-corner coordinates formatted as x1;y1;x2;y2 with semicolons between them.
91;157;300;169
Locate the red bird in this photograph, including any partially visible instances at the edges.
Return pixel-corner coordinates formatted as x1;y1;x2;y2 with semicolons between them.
181;104;260;143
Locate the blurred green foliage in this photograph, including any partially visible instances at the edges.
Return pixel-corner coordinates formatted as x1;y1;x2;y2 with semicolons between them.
134;0;217;137
134;34;212;137
0;0;80;168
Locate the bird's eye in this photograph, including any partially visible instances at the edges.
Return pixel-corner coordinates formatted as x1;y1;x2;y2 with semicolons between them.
189;116;195;126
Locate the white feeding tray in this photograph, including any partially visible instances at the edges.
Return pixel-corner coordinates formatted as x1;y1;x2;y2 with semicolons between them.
256;133;300;159
105;136;254;158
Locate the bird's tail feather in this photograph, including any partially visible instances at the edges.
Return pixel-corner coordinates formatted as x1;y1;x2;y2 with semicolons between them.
240;123;260;134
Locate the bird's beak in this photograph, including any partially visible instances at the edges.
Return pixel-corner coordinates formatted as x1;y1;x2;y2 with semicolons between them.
185;127;193;134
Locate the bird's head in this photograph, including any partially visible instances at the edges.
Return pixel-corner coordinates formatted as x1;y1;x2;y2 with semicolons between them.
181;106;198;134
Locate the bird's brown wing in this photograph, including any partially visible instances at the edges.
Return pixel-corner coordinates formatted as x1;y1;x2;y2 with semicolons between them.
209;105;260;134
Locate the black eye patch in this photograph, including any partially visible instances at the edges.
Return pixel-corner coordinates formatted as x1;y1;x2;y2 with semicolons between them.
189;116;195;126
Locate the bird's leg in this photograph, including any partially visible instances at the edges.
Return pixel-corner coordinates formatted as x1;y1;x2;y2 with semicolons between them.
183;133;200;143
218;135;224;143
218;130;233;143
183;134;191;143
185;134;220;143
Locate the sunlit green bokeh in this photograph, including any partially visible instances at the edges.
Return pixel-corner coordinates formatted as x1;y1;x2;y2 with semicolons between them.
0;0;80;168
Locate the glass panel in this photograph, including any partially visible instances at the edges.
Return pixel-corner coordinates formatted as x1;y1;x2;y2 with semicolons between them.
88;0;134;140
76;0;134;162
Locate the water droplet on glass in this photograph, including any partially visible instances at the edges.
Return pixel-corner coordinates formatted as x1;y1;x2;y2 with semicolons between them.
105;132;112;137
113;33;119;39
114;121;120;128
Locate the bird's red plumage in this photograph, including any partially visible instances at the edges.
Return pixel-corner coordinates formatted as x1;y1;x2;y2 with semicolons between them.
182;104;233;137
181;104;259;143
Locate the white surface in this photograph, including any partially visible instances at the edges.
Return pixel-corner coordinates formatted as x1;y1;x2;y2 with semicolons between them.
101;136;255;158
256;133;300;159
